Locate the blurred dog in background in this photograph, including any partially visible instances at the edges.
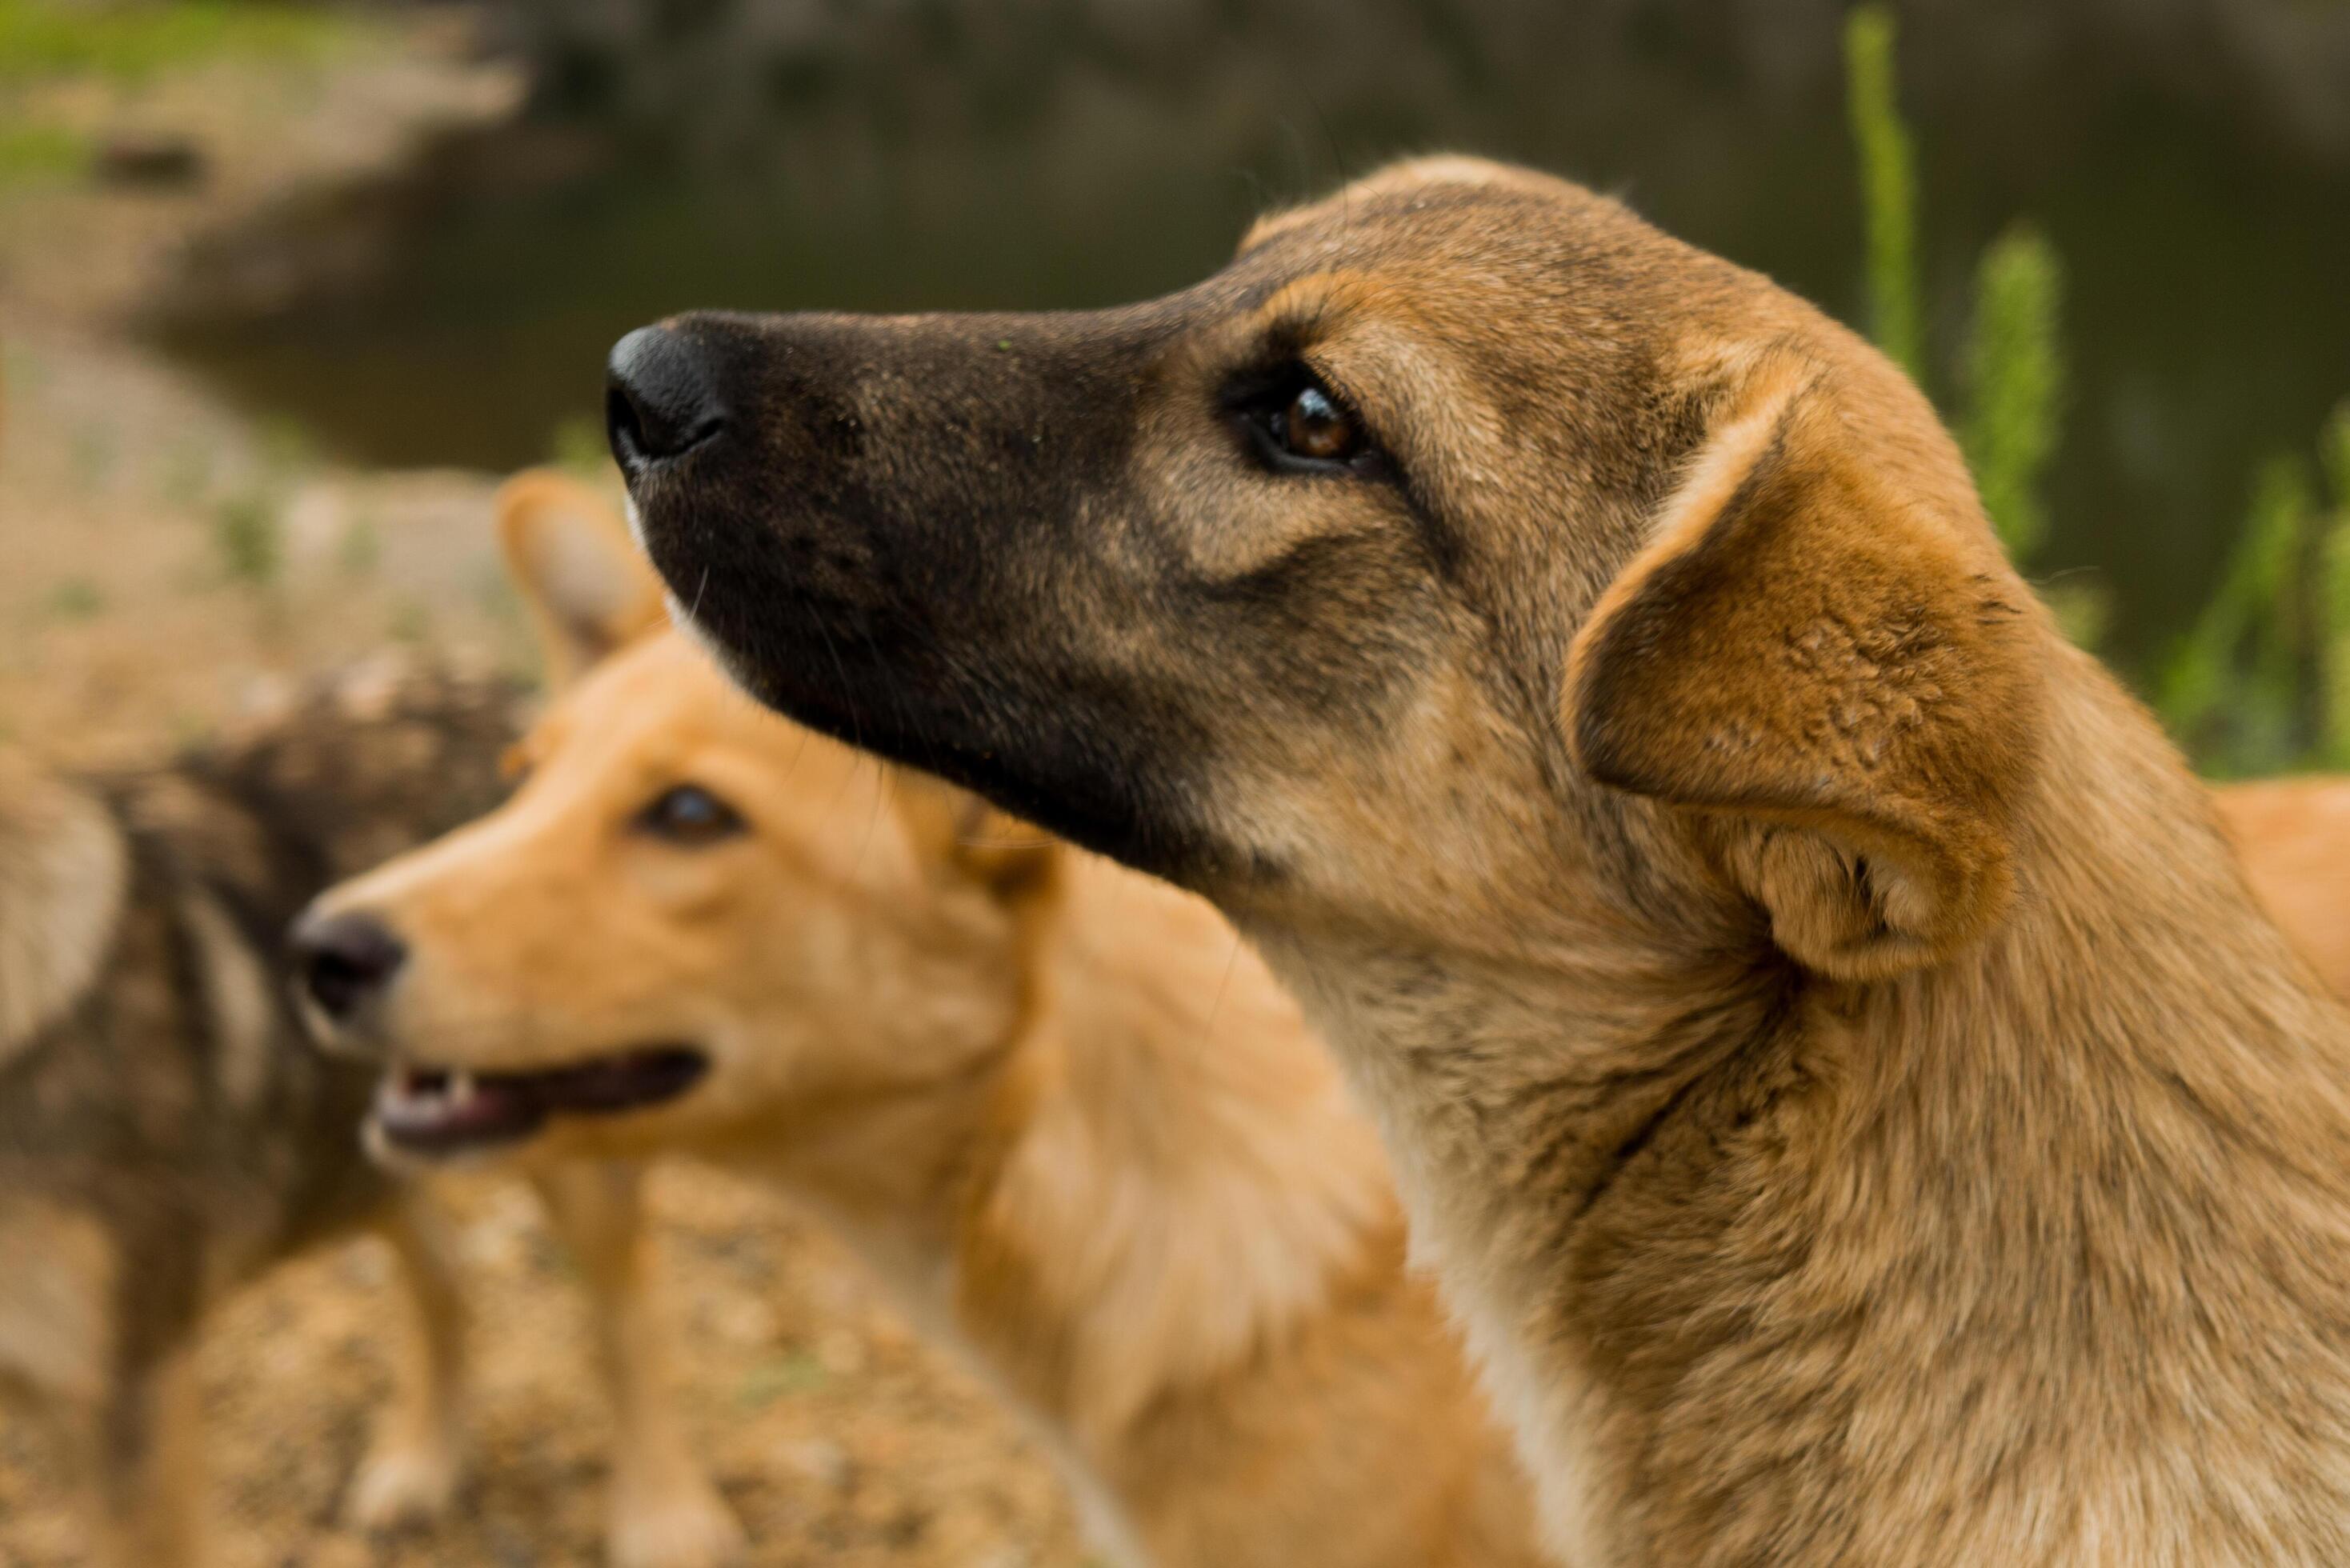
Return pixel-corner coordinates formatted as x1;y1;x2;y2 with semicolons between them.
0;478;740;1566
294;477;1546;1568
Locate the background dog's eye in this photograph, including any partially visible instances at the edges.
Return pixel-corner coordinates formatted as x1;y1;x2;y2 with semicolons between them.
1277;386;1359;462
636;784;745;846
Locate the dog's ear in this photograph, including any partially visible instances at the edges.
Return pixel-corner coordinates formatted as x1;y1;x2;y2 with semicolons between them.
495;470;669;688
940;795;1062;909
895;774;1062;909
1565;358;2043;979
0;757;127;1064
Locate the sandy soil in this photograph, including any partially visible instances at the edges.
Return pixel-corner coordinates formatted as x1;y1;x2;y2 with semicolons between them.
0;11;1086;1564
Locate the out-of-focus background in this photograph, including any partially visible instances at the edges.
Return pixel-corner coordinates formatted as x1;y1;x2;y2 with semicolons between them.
1;1;2346;1562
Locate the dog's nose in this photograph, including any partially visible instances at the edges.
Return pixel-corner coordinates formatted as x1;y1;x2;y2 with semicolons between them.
607;325;727;470
292;910;407;1023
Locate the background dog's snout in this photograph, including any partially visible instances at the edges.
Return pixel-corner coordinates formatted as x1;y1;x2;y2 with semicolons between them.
292;909;408;1022
606;325;727;469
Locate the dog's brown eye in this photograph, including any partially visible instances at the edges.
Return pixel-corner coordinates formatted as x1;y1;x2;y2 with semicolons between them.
636;785;745;846
1228;367;1386;478
1278;386;1359;462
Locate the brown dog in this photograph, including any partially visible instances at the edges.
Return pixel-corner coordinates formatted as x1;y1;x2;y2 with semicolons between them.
607;157;2350;1564
295;476;1543;1568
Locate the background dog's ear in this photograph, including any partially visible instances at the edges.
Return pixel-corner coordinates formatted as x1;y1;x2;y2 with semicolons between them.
0;756;127;1065
940;795;1062;909
495;470;669;688
1565;359;2044;979
894;774;1063;909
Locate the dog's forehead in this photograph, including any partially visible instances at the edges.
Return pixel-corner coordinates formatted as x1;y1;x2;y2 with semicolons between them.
1233;161;1625;280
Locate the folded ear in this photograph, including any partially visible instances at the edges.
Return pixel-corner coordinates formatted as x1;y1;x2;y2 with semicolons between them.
495;470;669;688
1565;359;2044;979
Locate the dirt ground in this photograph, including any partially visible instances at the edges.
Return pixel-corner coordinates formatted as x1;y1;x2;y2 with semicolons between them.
0;10;1086;1564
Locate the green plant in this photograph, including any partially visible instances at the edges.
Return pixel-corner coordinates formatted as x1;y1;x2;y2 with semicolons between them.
549;412;612;478
1960;226;2066;562
42;577;103;621
1844;6;1923;386
0;1;353;86
1844;4;2076;638
2316;405;2350;765
213;492;282;590
2155;413;2350;778
0;121;82;188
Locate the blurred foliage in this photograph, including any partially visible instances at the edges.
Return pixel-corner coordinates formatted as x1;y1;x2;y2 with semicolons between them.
1843;6;2347;778
207;414;317;600
0;121;79;188
211;490;282;590
2323;410;2350;764
42;577;104;622
1961;226;2067;564
0;0;350;86
549;411;614;479
1846;6;2079;628
2159;407;2350;775
1843;6;1922;386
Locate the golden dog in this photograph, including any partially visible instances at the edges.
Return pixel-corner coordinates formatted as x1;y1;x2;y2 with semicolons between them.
607;157;2350;1564
297;478;1544;1568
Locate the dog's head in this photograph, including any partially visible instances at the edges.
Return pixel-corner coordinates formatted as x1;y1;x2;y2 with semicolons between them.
616;157;2045;980
294;474;1052;1169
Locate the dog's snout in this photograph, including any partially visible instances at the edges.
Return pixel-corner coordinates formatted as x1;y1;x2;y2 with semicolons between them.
607;325;727;471
292;909;408;1023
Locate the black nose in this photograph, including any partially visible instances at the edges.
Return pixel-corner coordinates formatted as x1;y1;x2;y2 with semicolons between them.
607;325;727;470
292;910;407;1023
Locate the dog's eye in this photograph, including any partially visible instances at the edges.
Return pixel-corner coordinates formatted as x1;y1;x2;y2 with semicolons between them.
1229;369;1383;477
635;785;745;846
1276;386;1359;463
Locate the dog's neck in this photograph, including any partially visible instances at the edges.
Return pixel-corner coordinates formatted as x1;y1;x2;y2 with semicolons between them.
1247;649;2350;1566
766;852;1399;1553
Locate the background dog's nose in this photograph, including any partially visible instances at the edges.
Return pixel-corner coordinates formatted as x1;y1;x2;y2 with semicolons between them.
292;910;408;1022
607;325;726;469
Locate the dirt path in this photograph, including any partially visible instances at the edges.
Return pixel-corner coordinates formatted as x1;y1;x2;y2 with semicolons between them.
0;11;1083;1563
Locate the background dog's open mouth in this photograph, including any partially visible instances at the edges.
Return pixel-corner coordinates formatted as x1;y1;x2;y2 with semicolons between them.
372;1046;708;1154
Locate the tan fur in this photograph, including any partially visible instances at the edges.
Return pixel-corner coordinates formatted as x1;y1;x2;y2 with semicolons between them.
0;753;129;1061
614;155;2350;1566
2219;776;2350;997
304;487;1544;1568
496;469;672;687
